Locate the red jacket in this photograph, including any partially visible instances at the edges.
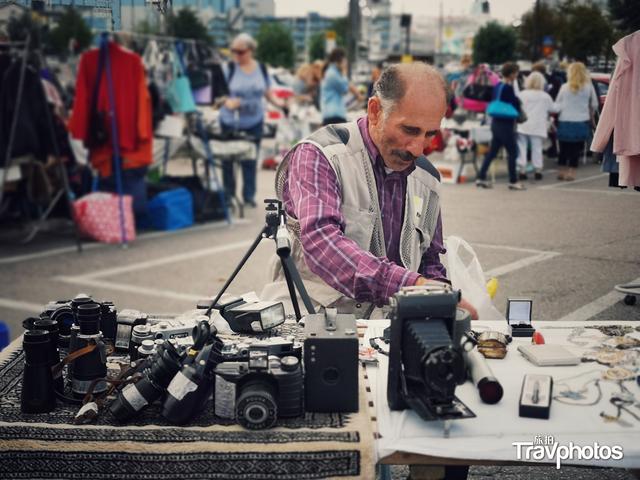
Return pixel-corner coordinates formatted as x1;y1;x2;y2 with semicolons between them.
69;42;152;177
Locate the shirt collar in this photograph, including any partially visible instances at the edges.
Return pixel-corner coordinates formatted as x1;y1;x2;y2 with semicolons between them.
357;115;415;178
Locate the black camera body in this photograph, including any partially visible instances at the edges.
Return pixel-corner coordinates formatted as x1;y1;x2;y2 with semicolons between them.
213;347;303;429
303;309;359;413
387;285;475;421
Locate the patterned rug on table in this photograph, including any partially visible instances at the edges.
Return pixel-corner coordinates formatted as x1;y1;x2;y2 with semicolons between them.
0;333;375;480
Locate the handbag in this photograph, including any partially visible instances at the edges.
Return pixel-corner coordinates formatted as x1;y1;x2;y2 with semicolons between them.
73;192;136;244
166;48;197;113
556;121;590;142
462;69;494;102
486;84;519;119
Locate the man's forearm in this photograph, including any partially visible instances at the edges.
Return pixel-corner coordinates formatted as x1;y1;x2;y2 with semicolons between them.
300;220;420;306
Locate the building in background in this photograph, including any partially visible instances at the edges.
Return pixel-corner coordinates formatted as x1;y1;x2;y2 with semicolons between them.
3;0;115;30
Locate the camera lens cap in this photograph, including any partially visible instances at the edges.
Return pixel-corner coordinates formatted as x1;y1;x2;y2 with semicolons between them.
280;356;299;372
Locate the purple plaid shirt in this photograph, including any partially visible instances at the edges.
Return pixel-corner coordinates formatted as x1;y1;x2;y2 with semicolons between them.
282;116;448;306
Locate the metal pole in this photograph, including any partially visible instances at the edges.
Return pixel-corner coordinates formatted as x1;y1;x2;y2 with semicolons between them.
348;0;360;79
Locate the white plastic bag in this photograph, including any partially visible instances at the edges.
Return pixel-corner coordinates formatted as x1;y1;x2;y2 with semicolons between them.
445;235;504;320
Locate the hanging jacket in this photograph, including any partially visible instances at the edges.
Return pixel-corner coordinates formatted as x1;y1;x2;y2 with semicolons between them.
591;31;640;156
69;42;152;177
0;59;55;166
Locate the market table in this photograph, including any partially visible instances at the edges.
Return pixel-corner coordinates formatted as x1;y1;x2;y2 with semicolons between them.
364;320;640;476
0;330;375;480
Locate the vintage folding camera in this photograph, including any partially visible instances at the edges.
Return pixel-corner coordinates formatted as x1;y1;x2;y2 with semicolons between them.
387;285;475;421
213;347;303;430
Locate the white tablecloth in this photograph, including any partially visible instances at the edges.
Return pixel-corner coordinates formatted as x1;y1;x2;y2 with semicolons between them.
366;320;640;468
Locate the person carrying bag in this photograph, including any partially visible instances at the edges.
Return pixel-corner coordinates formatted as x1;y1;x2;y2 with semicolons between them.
475;62;525;191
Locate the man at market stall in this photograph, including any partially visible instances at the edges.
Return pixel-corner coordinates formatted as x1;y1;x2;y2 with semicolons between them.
264;62;478;320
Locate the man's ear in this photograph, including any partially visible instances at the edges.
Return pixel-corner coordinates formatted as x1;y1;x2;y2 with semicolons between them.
368;96;382;128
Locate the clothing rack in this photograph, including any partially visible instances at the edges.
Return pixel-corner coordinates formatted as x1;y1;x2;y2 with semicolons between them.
112;30;200;45
109;30;231;224
0;36;82;249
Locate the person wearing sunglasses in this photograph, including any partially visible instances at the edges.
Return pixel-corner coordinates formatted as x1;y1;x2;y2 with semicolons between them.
219;33;284;208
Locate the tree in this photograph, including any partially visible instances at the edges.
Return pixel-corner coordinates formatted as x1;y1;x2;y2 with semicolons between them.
558;1;613;62
49;8;92;55
255;23;295;68
135;19;161;36
608;0;640;36
309;32;325;61
167;8;210;42
517;2;562;61
330;17;348;48
472;21;517;66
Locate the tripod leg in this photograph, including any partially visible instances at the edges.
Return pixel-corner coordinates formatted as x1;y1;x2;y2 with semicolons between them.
205;227;267;316
281;255;316;316
280;257;302;321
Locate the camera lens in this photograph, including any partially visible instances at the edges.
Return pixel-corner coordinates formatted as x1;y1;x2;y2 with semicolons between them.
33;318;63;393
21;329;56;413
109;342;183;422
422;347;466;397
49;305;74;337
76;303;101;336
23;329;51;364
236;381;277;430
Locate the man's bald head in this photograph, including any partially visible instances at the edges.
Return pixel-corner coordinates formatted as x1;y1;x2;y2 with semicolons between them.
373;63;448;119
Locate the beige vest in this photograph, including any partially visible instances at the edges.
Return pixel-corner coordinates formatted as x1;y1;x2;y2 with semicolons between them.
263;121;442;318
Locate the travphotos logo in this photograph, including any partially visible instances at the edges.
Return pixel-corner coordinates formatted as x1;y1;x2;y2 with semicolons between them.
513;435;624;469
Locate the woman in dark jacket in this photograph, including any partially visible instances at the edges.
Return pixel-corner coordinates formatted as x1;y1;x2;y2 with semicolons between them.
475;62;525;190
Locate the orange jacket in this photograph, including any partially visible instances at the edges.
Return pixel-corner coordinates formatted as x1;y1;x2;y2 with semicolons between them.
69;42;152;178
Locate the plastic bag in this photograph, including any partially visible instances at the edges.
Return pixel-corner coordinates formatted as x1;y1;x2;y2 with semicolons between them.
444;235;504;320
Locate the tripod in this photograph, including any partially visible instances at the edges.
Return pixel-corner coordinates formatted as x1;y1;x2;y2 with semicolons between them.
204;199;315;321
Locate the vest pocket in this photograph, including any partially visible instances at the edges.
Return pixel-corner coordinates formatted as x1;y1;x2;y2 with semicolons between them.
415;225;431;258
342;204;376;251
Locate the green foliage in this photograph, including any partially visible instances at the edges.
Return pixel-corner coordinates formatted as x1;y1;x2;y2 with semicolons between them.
472;21;517;66
255;23;295;68
557;1;614;62
309;32;325;62
517;2;561;60
330;17;348;48
608;0;640;36
49;8;93;55
167;8;210;42
135;19;161;36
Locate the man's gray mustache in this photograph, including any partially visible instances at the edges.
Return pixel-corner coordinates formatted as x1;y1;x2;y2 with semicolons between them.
392;150;417;162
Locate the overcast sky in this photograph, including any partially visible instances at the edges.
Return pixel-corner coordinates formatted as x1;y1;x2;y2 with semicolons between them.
275;0;536;23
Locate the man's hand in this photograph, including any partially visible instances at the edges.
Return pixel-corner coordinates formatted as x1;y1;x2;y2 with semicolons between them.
414;276;479;320
458;297;479;320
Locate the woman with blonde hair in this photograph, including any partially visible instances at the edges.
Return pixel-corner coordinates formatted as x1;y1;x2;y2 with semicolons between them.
516;71;556;180
554;62;598;181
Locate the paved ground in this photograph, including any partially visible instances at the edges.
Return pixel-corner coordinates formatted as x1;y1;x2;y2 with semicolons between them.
0;152;638;479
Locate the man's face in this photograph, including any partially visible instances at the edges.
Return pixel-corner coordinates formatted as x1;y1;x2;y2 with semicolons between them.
368;82;446;172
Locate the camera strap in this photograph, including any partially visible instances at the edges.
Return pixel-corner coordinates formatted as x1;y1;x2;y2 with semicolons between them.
51;341;114;380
